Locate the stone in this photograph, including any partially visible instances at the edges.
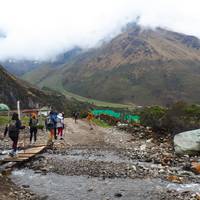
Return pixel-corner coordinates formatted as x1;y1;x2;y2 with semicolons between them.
146;138;153;143
114;193;123;198
191;162;200;174
196;193;200;200
140;144;146;151
167;175;183;183
131;165;137;171
159;169;165;174
22;185;30;188
174;129;200;155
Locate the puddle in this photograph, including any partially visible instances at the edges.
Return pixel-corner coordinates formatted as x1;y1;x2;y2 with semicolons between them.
167;183;200;193
11;169;172;200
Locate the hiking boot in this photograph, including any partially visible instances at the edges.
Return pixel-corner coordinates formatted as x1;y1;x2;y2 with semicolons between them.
9;151;16;157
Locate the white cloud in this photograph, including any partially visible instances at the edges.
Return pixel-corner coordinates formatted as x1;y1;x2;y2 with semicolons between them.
0;0;200;61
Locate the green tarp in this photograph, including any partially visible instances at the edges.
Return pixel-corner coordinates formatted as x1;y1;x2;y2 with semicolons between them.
91;109;140;123
0;104;10;112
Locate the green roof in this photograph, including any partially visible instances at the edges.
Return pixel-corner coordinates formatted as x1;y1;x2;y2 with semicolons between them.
0;104;10;112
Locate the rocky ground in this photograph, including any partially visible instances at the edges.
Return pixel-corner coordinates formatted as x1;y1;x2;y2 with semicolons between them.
0;118;200;200
0;127;47;200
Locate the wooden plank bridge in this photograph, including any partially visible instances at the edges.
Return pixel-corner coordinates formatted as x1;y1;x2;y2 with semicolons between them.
0;145;46;163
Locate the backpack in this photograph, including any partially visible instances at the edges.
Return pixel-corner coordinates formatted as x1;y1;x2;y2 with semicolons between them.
31;118;38;127
46;116;53;128
8;120;17;132
57;117;61;123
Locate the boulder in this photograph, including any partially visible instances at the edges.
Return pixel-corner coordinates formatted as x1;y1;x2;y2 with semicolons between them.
174;129;200;155
191;162;200;174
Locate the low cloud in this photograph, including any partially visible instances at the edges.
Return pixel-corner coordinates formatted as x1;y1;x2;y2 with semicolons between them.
0;0;200;61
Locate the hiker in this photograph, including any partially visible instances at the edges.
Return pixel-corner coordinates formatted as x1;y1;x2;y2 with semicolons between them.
87;112;94;130
4;112;25;157
45;111;57;142
73;111;79;123
57;113;64;140
53;111;58;139
29;113;38;144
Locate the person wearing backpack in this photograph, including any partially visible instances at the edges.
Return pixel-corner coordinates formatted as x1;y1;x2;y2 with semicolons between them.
73;111;79;124
57;113;64;140
29;113;38;144
4;112;25;157
45;111;57;142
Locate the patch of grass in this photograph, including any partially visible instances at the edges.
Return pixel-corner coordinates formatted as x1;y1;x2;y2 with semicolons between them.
61;88;133;109
21;116;30;126
92;118;111;128
23;68;134;109
0;115;45;127
0;116;9;126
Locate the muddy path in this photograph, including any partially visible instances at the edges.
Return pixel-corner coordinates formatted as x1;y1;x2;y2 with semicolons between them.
1;118;200;200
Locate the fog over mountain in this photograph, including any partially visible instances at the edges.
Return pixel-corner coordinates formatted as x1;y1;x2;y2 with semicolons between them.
0;0;200;61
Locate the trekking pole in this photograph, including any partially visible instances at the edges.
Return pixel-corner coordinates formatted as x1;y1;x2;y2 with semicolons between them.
24;128;26;153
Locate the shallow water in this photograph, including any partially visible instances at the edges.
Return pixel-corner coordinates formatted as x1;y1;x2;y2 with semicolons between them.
11;169;200;200
11;169;168;200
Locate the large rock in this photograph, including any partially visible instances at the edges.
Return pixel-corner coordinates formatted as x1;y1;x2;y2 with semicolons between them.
174;129;200;155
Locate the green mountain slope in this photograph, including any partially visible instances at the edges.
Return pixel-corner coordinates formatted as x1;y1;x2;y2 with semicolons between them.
0;65;91;114
23;26;200;106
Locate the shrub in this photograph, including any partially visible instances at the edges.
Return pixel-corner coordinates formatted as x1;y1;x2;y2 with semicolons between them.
37;124;44;130
79;111;88;119
140;106;167;132
161;102;200;134
140;102;200;135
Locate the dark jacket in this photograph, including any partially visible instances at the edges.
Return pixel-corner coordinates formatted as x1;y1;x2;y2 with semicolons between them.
4;119;23;138
29;118;38;129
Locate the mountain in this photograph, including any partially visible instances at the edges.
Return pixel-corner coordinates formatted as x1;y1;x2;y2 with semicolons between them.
23;25;200;106
1;47;82;76
0;64;89;114
0;60;41;76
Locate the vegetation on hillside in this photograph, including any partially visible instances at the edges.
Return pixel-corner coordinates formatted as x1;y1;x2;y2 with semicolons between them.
140;102;200;134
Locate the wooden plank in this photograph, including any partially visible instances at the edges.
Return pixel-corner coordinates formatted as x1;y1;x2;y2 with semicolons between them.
3;157;27;162
1;145;46;163
18;154;35;157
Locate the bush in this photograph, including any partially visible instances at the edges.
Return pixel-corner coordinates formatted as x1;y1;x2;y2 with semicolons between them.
99;114;120;126
140;106;167;132
140;102;200;134
79;111;88;119
161;102;200;134
37;124;44;130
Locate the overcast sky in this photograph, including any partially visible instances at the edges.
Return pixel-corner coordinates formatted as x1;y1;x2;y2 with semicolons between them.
0;0;200;61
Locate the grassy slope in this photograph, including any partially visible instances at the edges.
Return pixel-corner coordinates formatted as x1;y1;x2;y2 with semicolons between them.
23;67;133;109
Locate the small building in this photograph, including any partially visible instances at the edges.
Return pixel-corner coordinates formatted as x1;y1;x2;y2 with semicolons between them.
38;106;51;117
21;109;39;117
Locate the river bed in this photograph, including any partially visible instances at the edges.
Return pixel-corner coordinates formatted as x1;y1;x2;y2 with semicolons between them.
11;169;200;200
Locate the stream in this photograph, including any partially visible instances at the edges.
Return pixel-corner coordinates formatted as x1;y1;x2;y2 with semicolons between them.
11;169;174;200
